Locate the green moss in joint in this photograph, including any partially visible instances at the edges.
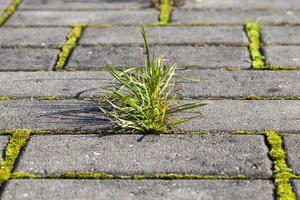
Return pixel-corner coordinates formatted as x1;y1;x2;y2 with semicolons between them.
0;0;23;26
36;96;64;100
159;0;172;25
265;130;296;200
245;22;265;70
55;25;84;71
267;65;299;70
63;172;115;179
11;171;37;179
0;96;16;101
0;129;31;185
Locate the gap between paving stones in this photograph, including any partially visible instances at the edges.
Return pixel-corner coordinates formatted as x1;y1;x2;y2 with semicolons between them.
55;25;84;71
0;0;23;26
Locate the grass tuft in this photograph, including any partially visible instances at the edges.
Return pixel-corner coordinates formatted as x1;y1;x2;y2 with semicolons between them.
100;25;205;134
265;131;296;200
0;129;30;185
245;22;265;70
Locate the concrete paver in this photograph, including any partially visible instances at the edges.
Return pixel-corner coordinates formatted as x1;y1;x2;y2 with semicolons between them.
1;100;300;132
15;134;272;177
6;10;159;26
79;26;249;46
1;179;275;200
262;26;300;45
0;27;70;47
67;46;251;70
264;46;300;67
0;48;59;71
283;136;300;175
0;70;300;98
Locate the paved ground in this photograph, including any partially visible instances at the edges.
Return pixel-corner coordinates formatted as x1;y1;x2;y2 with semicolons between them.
0;0;300;199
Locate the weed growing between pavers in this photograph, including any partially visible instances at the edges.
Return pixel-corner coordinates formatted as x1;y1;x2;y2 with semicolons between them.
245;22;265;70
0;129;30;185
0;0;23;26
55;25;84;71
100;26;205;134
265;131;296;200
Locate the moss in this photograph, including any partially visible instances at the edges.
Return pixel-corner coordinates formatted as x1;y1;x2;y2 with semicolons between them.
245;22;265;70
55;25;84;71
267;65;299;70
265;130;296;200
159;0;172;25
0;129;31;185
0;96;16;101
0;0;23;26
63;172;115;179
133;174;248;180
245;95;261;100
11;171;36;179
36;96;64;100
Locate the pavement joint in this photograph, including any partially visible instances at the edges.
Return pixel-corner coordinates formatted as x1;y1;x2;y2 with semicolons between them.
0;0;23;26
55;25;84;71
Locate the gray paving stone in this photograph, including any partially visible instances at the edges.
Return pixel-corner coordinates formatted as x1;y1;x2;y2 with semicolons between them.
283;136;300;175
67;46;251;70
1;70;300;98
0;136;9;162
291;180;300;199
2;179;275;200
0;27;70;47
264;46;300;67
179;0;300;10
19;0;152;10
6;10;159;26
79;26;248;46
0;48;59;71
0;0;11;13
15;134;272;177
171;10;300;25
1;100;300;132
262;26;300;45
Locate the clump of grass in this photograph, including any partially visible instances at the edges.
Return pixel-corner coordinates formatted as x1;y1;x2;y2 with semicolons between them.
100;26;205;134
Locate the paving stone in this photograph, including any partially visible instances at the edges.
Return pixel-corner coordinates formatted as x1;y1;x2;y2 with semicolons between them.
79;26;248;46
264;46;300;67
0;27;70;47
179;0;300;10
0;0;11;13
1;70;300;98
15;134;272;177
0;48;59;71
6;10;159;26
291;180;300;199
171;10;300;25
283;136;300;175
67;46;251;70
1;100;300;132
0;136;9;162
262;26;300;45
19;0;152;10
2;179;275;200
0;100;109;130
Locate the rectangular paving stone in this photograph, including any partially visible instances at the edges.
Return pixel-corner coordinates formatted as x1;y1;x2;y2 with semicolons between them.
2;179;275;200
0;136;9;162
19;0;152;10
67;46;251;70
1;100;300;132
262;26;300;45
79;26;249;46
283;136;300;175
171;10;300;25
0;48;59;71
0;0;11;13
0;27;70;47
291;180;300;199
1;70;300;98
179;0;300;10
264;46;300;67
15;134;272;177
6;10;159;26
